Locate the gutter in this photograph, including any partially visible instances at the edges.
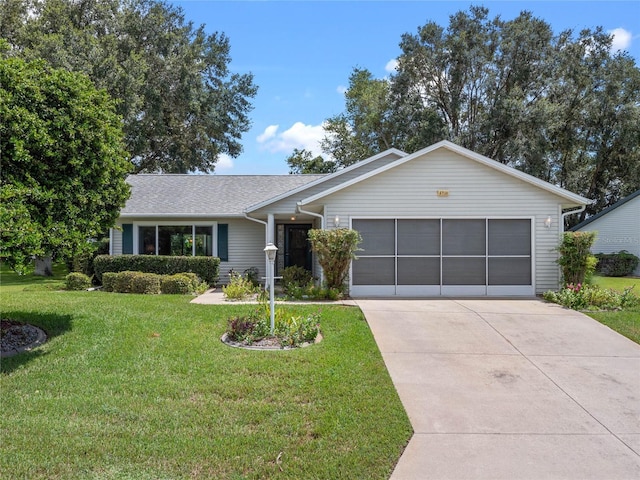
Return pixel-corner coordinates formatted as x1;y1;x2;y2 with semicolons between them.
561;205;586;234
296;203;324;229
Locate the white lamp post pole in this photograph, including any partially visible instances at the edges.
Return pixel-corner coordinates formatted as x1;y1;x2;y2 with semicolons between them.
263;243;278;335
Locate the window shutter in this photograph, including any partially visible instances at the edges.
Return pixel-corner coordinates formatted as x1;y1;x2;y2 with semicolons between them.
122;224;133;254
217;224;228;261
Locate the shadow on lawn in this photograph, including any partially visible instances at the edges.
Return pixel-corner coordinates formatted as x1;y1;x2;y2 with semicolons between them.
1;311;72;374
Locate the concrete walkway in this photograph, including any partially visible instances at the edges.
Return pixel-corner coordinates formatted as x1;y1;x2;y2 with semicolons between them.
356;299;640;480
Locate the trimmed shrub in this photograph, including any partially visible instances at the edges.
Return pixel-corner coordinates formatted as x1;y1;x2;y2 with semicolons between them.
102;272;117;292
93;255;219;285
112;271;140;293
595;251;639;277
131;273;161;294
65;272;92;290
161;273;201;294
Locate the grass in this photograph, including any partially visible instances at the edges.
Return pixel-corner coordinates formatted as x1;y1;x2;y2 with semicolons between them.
586;274;640;344
0;265;412;479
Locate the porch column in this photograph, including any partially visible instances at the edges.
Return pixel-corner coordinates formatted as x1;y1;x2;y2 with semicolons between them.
265;214;275;288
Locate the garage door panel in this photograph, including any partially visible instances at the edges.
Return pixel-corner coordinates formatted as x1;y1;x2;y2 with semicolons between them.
442;257;486;285
488;257;532;285
489;219;531;256
397;257;440;285
442;220;486;255
397;220;440;255
352;257;395;285
353;219;395;255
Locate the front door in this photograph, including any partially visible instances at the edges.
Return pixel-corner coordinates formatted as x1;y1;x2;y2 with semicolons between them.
284;224;312;271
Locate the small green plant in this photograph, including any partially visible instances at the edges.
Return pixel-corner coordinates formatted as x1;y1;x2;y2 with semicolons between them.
161;273;207;294
225;307;321;348
65;272;92;291
130;273;162;294
308;228;361;294
556;232;598;285
222;270;258;300
544;283;639;311
281;265;313;294
243;266;261;287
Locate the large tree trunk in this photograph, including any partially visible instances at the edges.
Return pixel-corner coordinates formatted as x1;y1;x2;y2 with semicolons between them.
34;256;53;277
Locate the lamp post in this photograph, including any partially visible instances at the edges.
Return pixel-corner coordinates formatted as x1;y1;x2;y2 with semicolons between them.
263;243;278;335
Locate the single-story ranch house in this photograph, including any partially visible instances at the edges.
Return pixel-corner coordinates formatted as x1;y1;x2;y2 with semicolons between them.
572;189;640;276
111;140;591;296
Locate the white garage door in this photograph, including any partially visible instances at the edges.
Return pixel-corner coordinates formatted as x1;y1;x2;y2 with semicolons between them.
351;218;533;297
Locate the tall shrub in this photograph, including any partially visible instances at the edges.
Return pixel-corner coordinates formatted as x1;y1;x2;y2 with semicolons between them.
557;232;598;285
308;228;361;293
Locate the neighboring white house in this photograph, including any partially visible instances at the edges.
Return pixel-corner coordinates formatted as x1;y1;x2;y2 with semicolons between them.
572;190;640;276
111;140;591;296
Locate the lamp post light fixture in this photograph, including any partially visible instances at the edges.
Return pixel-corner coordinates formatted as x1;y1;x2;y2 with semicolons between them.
263;243;278;335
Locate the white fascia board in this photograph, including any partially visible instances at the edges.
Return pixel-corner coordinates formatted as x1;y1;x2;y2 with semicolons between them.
244;147;408;213
299;140;591;207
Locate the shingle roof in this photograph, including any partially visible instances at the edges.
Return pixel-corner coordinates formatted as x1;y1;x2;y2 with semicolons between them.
120;174;327;217
571;189;640;231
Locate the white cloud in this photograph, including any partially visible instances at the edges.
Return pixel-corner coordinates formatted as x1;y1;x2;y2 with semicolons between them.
385;58;399;73
336;85;347;95
257;121;326;158
610;27;632;52
215;153;234;171
256;124;279;143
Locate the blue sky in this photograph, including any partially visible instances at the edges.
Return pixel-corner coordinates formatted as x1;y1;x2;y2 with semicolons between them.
174;0;640;175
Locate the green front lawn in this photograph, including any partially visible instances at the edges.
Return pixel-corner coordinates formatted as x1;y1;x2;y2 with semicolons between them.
1;267;411;479
587;275;640;344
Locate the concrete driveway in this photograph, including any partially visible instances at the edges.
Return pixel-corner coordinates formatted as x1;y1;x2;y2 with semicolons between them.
356;299;640;480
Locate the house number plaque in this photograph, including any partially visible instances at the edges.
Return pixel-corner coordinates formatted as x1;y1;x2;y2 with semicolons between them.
436;190;449;197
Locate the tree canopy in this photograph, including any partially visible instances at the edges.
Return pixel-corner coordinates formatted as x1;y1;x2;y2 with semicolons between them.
0;56;131;273
320;6;640;222
1;0;257;173
286;148;336;174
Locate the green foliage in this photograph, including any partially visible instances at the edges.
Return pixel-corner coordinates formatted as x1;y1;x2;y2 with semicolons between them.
544;283;639;311
226;308;321;348
0;56;131;273
101;272;117;292
281;265;314;294
130;273;162;294
595;251;640;277
65;272;91;291
308;228;362;293
112;271;140;294
556;232;598;285
161;273;206;295
243;266;260;287
222;271;258;300
93;255;219;285
323;6;640;219
6;0;257;174
286;148;337;174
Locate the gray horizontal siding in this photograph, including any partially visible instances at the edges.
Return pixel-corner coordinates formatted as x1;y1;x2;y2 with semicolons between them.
312;150;566;293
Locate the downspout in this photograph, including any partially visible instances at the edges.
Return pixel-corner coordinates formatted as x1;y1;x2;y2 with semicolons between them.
296;202;325;284
560;205;586;234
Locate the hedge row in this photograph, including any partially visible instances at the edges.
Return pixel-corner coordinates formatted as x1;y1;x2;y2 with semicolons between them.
595;251;639;277
102;271;206;294
93;255;219;285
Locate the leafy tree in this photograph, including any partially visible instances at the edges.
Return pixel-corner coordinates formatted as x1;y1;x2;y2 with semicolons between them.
0;56;131;273
322;68;443;167
4;0;257;173
286;148;336;174
324;6;640;221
